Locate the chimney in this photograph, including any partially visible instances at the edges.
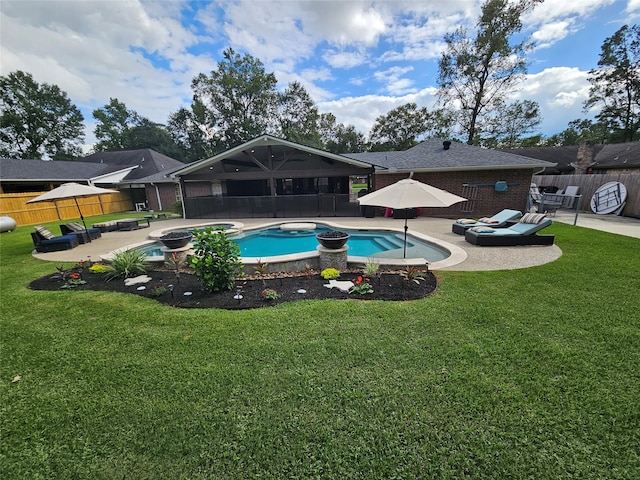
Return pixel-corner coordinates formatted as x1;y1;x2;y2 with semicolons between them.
443;141;451;150
574;140;595;174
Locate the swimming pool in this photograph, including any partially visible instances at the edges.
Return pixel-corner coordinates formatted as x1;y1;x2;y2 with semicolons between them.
139;223;450;262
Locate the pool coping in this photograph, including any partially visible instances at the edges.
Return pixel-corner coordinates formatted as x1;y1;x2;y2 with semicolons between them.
129;219;467;271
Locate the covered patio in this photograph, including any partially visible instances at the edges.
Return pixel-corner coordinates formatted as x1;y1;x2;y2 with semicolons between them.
172;136;376;219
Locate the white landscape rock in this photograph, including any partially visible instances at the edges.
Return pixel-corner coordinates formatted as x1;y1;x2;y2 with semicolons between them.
124;275;152;286
323;280;354;293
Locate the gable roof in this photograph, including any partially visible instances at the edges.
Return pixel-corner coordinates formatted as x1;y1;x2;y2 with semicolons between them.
79;149;185;180
172;135;375;177
345;138;555;172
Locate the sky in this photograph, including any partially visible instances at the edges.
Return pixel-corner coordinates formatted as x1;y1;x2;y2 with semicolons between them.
1;0;639;152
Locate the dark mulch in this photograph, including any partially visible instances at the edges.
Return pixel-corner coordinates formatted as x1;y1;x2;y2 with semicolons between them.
29;268;437;310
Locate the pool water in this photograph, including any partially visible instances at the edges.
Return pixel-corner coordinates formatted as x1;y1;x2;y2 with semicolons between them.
140;224;450;262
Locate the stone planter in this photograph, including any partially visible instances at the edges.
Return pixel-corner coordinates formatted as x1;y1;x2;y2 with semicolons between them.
316;231;350;249
159;231;193;249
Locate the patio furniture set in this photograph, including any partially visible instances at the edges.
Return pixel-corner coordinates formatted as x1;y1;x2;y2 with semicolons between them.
31;218;150;253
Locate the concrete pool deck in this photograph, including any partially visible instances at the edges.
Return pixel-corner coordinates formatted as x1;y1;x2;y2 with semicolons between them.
31;213;638;271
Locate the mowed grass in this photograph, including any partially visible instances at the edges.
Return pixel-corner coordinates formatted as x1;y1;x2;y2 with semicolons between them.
1;218;639;479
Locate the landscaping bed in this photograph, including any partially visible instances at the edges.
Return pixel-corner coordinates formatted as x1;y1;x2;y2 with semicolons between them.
29;268;437;309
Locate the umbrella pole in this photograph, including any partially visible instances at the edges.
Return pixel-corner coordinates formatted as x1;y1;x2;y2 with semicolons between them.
74;197;91;242
403;217;408;258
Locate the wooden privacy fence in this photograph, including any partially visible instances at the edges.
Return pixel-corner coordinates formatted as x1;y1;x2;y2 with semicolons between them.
532;173;640;218
0;191;133;227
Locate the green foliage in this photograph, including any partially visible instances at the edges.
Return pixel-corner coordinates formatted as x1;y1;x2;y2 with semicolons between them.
349;275;374;295
150;286;167;297
368;103;431;151
321;268;340;280
88;264;109;274
584;24;640;142
188;227;243;292
261;288;279;300
171;201;183;215
253;259;268;275
191;47;279;152
364;258;380;277
400;265;426;284
103;249;148;282
0;70;84;159
437;0;541;145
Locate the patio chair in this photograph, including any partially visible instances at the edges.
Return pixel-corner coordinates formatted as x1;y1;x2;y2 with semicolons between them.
464;213;555;246
529;184;563;214
60;222;102;244
31;226;80;252
452;209;522;235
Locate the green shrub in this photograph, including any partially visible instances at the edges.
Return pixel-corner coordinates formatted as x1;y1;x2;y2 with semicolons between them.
171;201;183;215
104;249;148;282
321;268;340;280
189;227;243;292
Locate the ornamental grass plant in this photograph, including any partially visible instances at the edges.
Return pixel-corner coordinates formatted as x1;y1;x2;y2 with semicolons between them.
1;217;639;479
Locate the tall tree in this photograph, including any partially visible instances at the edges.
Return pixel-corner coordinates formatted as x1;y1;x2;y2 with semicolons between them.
318;113;366;153
127;119;186;161
92;98;140;151
191;47;279;152
483;99;542;148
545;118;611;146
278;81;322;148
368;103;430;151
0;70;84;159
437;0;542;145
584;24;640;142
167;104;214;162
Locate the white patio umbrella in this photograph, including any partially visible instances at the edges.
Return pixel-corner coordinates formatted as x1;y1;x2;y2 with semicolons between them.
27;183;118;238
358;177;467;257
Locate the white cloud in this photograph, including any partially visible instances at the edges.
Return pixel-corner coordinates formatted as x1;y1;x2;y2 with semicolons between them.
318;87;439;138
531;21;576;49
374;66;416;95
515;67;593;133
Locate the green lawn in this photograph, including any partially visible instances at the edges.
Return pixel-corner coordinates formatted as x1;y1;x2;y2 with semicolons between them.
1;218;639;479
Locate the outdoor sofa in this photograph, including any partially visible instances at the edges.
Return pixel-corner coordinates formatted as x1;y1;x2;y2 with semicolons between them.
452;209;522;235
31;226;80;252
60;222;102;243
464;213;555;246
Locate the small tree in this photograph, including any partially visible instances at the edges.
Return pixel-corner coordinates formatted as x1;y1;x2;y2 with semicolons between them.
189;227;243;292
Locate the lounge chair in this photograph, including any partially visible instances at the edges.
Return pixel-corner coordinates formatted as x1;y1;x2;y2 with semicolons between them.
452;209;522;235
31;226;80;252
60;222;102;244
464;213;555;246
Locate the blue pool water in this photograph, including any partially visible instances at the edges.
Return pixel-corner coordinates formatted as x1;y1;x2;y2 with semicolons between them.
141;224;450;261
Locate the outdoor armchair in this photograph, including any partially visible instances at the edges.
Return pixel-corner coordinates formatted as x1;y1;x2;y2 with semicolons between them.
60;222;102;243
31;226;80;252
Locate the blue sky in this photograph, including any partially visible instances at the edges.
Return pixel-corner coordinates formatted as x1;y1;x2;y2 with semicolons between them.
1;0;638;151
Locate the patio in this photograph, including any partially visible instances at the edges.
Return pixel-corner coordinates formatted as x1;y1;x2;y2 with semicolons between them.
32;215;566;271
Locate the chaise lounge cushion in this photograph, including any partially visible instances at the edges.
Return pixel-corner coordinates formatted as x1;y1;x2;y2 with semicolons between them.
452;209;522;235
31;227;80;252
464;217;554;246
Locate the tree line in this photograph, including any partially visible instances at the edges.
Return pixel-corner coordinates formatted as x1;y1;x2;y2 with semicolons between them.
1;0;638;162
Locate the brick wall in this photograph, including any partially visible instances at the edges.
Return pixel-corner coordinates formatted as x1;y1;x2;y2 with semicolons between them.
145;184;179;211
374;169;534;217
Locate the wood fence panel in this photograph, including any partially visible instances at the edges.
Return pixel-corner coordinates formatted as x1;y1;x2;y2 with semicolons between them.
533;173;640;218
0;191;133;226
